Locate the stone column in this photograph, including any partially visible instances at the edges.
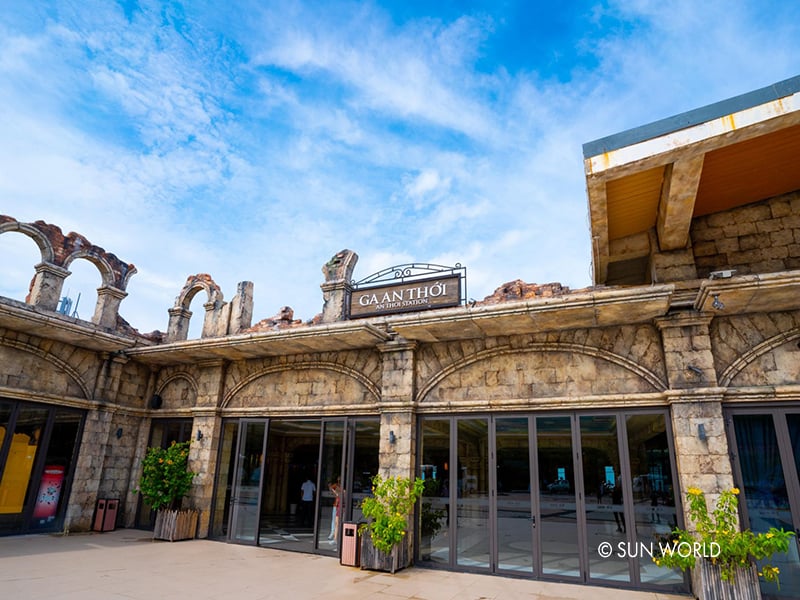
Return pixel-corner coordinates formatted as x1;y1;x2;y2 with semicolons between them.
377;340;417;479
29;261;70;311
93;286;127;329
187;360;227;537
167;307;192;342
319;249;358;323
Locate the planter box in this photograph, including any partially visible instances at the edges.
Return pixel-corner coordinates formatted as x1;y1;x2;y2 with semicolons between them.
697;559;761;600
153;509;199;542
359;529;410;574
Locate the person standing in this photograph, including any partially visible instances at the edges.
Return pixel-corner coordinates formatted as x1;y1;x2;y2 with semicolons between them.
300;476;316;528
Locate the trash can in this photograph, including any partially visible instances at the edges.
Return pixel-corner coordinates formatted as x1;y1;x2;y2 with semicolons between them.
340;521;360;567
92;498;119;532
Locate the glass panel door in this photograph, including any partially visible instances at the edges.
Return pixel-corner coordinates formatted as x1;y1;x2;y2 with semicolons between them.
229;420;267;544
259;420;321;552
419;418;451;565
210;420;239;538
536;415;580;578
625;413;683;587
495;417;534;574
456;418;489;569
315;420;344;554
580;414;631;583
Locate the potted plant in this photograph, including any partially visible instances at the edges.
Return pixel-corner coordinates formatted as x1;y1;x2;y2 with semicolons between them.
359;474;424;573
653;487;793;599
136;440;199;541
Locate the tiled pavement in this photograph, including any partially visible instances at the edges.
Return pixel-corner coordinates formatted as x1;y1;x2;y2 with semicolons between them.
0;529;688;600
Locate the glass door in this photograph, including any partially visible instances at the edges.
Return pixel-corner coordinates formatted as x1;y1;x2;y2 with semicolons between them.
228;419;267;544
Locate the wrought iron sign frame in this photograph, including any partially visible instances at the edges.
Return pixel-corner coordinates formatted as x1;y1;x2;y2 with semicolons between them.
348;262;467;319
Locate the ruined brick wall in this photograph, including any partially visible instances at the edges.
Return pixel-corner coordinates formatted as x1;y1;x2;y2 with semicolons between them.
692;191;800;278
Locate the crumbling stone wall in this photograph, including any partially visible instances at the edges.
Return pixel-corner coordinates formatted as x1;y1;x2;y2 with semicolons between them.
692;191;800;278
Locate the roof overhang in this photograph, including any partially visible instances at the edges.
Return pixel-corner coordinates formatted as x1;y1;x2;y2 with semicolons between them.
124;321;392;365
584;76;800;286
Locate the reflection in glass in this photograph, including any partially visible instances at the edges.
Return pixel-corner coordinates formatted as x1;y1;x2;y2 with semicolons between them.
625;414;682;586
537;416;580;578
348;419;380;523
419;418;450;565
210;420;239;538
456;419;489;568
230;421;266;543
580;414;630;582
315;421;344;554
0;405;49;523
736;414;800;599
28;410;81;531
496;417;533;573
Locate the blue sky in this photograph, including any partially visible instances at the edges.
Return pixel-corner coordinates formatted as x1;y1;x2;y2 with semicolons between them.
1;0;799;335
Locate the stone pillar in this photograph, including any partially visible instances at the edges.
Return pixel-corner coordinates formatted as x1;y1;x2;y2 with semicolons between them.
202;300;224;338
187;360;227;537
319;249;358;323
93;285;127;329
29;261;70;311
167;306;192;342
229;281;254;333
377;340;417;479
655;312;718;389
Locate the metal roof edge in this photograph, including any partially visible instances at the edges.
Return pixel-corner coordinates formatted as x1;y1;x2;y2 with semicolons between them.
582;74;800;158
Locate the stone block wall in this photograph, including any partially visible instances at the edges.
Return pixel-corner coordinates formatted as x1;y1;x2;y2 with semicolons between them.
692;191;800;277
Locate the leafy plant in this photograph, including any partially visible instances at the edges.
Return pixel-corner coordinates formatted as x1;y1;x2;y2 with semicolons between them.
136;441;196;511
420;478;445;539
654;487;793;587
359;474;424;555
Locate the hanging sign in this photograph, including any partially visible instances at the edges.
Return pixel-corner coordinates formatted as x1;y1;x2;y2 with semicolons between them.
350;274;462;318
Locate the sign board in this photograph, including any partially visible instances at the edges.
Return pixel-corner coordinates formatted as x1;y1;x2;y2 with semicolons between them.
349;274;462;319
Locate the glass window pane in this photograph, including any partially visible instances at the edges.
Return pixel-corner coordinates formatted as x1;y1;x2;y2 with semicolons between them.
315;421;344;553
0;405;49;526
496;417;533;573
419;418;450;565
210;420;239;538
537;415;580;578
625;413;682;586
736;414;800;599
28;409;82;531
230;420;266;543
580;414;630;582
456;418;489;568
349;419;380;523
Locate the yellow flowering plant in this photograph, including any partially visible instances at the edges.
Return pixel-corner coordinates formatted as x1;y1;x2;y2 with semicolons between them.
136;441;196;511
359;474;424;555
654;487;793;587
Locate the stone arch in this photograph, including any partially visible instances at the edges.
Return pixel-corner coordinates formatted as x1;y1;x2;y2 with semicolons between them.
155;372;199;409
720;328;800;386
222;360;380;409
167;274;226;342
0;218;56;263
64;249;117;289
418;342;667;403
0;338;91;399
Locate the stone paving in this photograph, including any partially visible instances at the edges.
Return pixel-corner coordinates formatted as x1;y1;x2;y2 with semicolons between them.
0;529;688;600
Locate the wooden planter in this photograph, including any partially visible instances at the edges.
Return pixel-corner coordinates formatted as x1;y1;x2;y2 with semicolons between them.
359;529;410;574
153;509;199;542
697;559;761;600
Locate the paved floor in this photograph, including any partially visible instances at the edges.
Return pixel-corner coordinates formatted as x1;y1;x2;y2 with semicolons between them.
0;529;687;600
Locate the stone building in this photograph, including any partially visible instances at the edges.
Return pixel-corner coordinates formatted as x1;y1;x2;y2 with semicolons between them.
1;76;799;600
